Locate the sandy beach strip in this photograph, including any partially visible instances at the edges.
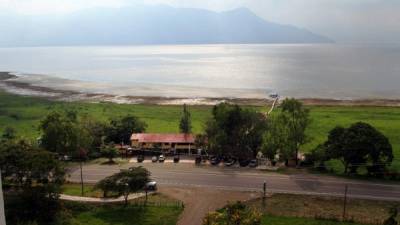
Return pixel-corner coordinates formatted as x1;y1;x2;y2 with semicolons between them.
1;71;400;106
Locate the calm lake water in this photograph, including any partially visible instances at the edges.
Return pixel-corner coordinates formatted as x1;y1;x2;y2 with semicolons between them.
0;44;399;99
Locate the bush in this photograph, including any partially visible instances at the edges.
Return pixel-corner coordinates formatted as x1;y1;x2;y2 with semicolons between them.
203;201;261;225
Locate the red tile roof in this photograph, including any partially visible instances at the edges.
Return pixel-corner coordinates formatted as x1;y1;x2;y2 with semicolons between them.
131;133;195;143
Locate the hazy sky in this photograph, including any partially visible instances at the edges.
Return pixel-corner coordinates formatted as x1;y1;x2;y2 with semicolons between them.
1;0;399;43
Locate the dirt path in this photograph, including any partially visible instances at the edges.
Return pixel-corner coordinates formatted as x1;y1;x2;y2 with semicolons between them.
159;186;259;225
59;192;154;203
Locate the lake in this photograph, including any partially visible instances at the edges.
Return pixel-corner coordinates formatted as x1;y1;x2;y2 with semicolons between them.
0;44;399;99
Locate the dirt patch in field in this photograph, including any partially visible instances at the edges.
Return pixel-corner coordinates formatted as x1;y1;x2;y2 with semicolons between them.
159;186;259;225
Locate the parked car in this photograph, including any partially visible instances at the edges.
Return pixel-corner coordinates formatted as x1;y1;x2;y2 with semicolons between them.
210;156;221;165
249;159;258;168
145;181;157;191
239;159;250;167
151;156;158;162
173;155;180;163
137;155;144;163
59;155;71;161
224;158;236;167
158;154;165;162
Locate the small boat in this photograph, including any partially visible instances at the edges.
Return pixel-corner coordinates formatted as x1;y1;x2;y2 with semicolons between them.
269;93;279;98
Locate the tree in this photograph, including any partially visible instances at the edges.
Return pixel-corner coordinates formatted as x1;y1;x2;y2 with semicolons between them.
195;134;208;152
95;167;150;206
204;103;266;159
280;98;310;166
203;201;261;225
0;139;65;224
262;113;290;162
106;115;147;144
179;104;192;134
94;176;118;198
304;144;328;170
100;144;119;163
80;115;108;156
39;111;93;156
324;122;393;175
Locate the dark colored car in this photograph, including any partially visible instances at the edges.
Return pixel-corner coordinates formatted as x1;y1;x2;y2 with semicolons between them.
239;159;250;167
210;156;221;165
137;155;144;163
249;159;258;168
173;155;180;163
224;158;236;167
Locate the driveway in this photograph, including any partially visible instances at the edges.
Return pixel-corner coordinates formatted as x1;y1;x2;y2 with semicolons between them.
159;186;258;225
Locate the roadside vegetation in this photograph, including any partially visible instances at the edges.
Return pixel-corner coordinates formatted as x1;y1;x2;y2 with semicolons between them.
205;194;399;225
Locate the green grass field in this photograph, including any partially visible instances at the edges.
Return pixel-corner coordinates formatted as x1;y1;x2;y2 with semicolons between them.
62;183;103;198
65;194;183;225
1;91;400;170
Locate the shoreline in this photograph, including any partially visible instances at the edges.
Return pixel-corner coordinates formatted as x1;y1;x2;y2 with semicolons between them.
1;71;400;106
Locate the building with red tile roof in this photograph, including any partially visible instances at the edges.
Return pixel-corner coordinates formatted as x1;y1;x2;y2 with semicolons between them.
131;133;195;154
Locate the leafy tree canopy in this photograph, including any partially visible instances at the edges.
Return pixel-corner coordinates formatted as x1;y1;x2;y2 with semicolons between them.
100;143;119;163
39;111;93;156
205;103;266;159
95;167;150;205
0;139;65;224
324;122;393;175
279;98;310;165
106;115;147;145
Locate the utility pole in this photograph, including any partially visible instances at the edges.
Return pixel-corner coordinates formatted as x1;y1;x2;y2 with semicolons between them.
342;184;348;221
0;170;7;225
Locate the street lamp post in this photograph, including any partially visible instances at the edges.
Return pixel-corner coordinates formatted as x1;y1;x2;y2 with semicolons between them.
0;170;6;225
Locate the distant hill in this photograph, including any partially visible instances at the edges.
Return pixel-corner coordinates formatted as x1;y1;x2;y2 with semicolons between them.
0;5;333;46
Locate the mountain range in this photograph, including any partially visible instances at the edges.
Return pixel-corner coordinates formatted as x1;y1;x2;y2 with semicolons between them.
0;5;333;46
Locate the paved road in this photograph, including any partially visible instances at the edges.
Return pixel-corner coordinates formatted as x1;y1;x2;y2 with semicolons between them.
68;161;400;202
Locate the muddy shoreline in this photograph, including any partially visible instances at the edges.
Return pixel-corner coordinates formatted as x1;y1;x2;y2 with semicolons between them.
1;71;400;106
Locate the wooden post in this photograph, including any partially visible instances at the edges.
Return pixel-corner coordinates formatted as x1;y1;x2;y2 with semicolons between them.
0;170;6;225
145;188;148;206
342;184;348;221
80;161;84;196
262;181;267;208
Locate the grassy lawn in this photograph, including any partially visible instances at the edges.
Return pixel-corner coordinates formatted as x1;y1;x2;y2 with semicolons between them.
262;215;364;225
62;183;104;198
65;194;183;225
1;90;400;171
247;194;397;225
